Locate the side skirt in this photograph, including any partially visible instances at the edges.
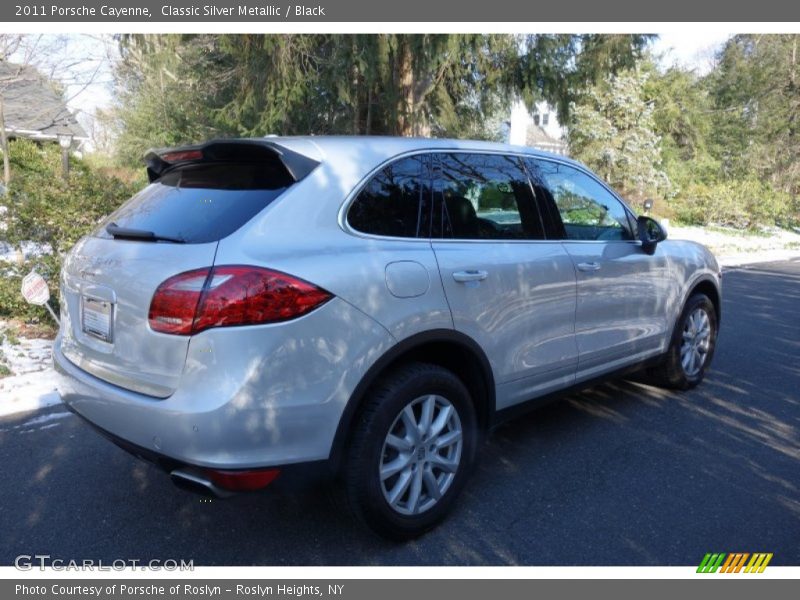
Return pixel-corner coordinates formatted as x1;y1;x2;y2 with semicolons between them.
490;353;667;429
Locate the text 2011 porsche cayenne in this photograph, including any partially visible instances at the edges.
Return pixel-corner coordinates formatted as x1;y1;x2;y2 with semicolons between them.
54;136;721;539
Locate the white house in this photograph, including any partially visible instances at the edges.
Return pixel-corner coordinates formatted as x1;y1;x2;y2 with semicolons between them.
507;99;568;155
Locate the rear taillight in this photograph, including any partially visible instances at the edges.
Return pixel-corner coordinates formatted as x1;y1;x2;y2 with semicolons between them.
148;266;332;335
147;268;209;335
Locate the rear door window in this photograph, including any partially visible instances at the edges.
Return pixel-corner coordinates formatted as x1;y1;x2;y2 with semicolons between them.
96;162;294;244
433;153;545;240
347;155;431;238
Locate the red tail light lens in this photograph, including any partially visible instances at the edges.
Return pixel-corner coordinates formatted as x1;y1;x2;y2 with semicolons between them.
148;268;209;335
148;266;332;335
193;266;332;332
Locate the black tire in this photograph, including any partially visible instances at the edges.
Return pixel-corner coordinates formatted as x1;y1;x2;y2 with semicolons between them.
342;362;478;540
643;293;718;390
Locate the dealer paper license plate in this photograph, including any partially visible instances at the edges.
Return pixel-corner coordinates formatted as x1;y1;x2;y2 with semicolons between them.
81;296;113;342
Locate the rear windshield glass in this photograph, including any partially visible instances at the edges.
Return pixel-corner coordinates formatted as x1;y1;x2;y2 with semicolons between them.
96;162;294;244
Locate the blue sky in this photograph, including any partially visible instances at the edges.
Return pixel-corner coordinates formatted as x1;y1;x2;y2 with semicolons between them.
651;31;733;74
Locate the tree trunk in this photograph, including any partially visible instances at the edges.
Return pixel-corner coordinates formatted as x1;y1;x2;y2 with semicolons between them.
397;37;415;136
790;36;798;196
0;95;19;264
352;86;361;135
365;85;373;135
789;35;797;138
352;37;360;135
0;96;10;187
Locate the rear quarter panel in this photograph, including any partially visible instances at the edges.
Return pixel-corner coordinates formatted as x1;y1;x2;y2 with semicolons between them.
214;148;454;344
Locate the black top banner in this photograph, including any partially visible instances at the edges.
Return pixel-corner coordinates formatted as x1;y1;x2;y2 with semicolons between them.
4;0;800;22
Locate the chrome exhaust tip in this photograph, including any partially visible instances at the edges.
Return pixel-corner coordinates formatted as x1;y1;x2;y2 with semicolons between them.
170;468;235;498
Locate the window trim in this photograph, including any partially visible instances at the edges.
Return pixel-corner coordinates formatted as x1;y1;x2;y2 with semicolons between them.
339;148;640;246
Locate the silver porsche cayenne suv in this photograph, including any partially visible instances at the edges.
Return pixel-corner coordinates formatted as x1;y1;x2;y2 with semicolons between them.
54;137;721;539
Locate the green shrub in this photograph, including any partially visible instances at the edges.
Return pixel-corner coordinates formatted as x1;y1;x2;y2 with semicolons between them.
668;179;792;229
1;139;141;322
5;139;143;250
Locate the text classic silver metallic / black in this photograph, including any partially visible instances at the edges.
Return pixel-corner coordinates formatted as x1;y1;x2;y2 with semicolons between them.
54;136;721;539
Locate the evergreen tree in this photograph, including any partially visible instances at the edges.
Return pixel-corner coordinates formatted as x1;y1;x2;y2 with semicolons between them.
568;67;669;204
112;34;648;165
708;35;800;196
519;34;653;123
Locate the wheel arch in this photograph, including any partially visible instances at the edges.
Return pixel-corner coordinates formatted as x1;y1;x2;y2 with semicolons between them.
686;276;721;325
328;329;496;473
667;274;721;344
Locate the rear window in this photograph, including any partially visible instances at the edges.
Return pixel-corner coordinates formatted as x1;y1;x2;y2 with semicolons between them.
97;162;294;244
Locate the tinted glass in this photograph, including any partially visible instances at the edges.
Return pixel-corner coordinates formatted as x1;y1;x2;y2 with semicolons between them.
96;162;294;244
531;160;633;241
348;156;429;238
433;153;545;240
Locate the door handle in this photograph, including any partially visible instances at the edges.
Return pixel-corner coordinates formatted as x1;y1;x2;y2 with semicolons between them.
576;262;601;272
452;270;489;283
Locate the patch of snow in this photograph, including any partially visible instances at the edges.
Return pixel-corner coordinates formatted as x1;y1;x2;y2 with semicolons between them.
1;335;53;375
14;410;72;428
18;421;65;433
0;241;14;261
667;225;800;267
0;371;62;417
0;240;54;263
718;250;800;268
670;225;800;251
0;324;62;417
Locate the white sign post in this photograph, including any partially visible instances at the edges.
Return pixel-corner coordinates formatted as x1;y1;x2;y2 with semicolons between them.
21;271;60;324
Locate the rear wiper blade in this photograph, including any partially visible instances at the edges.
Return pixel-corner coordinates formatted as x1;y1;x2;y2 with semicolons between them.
106;222;186;244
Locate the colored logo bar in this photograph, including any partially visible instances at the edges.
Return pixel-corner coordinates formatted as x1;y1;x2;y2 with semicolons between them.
697;553;773;573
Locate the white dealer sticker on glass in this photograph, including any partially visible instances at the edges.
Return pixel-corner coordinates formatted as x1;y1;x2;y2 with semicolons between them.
82;296;113;342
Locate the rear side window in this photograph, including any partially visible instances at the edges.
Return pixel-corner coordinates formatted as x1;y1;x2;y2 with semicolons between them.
97;162;294;244
347;156;430;238
433;153;545;240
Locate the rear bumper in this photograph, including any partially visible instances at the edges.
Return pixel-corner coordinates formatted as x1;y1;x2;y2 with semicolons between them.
61;395;182;471
54;341;335;470
53;297;395;471
63;398;332;491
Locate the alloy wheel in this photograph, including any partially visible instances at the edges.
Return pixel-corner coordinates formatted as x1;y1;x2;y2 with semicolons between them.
379;394;463;516
680;307;712;377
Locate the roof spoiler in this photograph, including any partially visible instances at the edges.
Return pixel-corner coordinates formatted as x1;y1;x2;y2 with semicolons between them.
143;139;320;183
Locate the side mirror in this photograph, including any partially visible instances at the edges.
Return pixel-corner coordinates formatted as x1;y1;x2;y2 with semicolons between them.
637;215;667;255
